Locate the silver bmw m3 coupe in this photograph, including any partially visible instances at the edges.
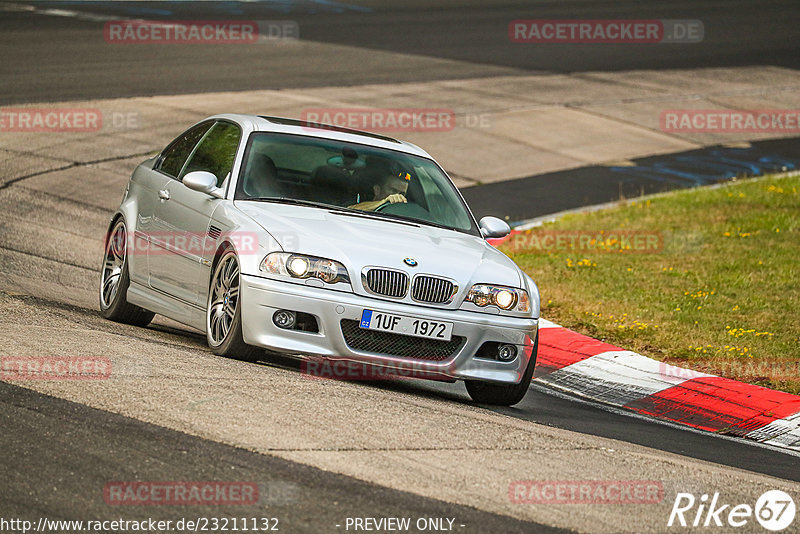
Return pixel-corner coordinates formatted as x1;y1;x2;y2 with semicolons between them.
99;114;540;405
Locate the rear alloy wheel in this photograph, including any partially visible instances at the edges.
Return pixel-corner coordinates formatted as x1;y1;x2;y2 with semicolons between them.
206;248;261;362
465;336;538;406
99;218;155;327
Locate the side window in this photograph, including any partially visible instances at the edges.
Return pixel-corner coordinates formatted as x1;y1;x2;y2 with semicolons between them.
179;122;242;187
158;122;213;178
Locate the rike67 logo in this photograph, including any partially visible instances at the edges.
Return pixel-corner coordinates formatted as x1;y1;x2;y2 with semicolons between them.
668;490;795;531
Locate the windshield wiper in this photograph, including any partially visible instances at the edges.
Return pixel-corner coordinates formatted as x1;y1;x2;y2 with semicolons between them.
243;197;353;213
332;210;419;227
365;211;455;231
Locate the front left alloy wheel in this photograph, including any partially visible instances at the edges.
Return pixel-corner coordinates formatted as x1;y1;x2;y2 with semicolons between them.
206;248;261;362
99;218;155;327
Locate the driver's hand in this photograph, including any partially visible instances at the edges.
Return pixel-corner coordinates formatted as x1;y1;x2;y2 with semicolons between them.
383;194;407;204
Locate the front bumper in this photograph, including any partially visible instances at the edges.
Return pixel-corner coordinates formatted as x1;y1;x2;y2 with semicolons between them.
240;274;538;384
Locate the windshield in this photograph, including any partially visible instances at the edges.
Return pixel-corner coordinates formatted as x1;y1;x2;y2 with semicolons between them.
235;132;479;235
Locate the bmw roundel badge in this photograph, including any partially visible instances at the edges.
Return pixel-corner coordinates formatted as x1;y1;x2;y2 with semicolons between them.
403;258;418;267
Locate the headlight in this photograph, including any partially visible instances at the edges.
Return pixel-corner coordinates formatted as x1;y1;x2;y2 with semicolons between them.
465;284;530;312
287;256;310;277
261;252;350;285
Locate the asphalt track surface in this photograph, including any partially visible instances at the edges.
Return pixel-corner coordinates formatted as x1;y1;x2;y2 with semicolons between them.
263;351;800;483
0;380;563;533
1;0;799;104
2;1;800;532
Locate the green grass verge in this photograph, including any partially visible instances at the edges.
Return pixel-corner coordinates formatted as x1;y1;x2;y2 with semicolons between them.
503;173;800;394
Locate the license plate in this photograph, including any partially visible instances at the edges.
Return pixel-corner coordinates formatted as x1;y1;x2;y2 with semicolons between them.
360;310;453;341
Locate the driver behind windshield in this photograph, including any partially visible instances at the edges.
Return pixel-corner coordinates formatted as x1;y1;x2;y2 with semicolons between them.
348;170;411;212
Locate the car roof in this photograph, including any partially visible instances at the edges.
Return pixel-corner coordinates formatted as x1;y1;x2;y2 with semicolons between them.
207;113;432;159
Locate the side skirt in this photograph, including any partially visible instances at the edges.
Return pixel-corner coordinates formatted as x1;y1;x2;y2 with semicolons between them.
127;281;206;332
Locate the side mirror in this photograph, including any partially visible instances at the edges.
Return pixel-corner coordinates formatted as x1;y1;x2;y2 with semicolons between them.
479;216;511;239
183;171;224;199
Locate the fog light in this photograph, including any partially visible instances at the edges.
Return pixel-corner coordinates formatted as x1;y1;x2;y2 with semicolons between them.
273;310;297;329
497;344;517;362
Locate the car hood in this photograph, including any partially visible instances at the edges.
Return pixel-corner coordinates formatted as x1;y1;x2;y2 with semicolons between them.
235;201;522;293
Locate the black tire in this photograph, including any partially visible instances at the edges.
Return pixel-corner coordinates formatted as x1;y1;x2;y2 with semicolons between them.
99;218;155;327
465;335;538;406
206;248;261;362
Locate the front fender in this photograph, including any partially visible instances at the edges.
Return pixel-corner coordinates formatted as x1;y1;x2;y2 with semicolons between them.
202;203;284;284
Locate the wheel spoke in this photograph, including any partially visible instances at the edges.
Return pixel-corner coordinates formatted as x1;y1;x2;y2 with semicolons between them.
223;260;235;286
99;221;132;311
111;232;126;261
228;265;240;286
211;312;224;343
220;259;231;285
213;278;224;298
219;315;226;340
213;318;221;342
207;252;241;346
102;273;118;292
224;259;236;286
102;274;118;302
220;314;231;338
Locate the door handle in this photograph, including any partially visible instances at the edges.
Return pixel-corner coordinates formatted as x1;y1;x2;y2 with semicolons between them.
158;189;170;201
